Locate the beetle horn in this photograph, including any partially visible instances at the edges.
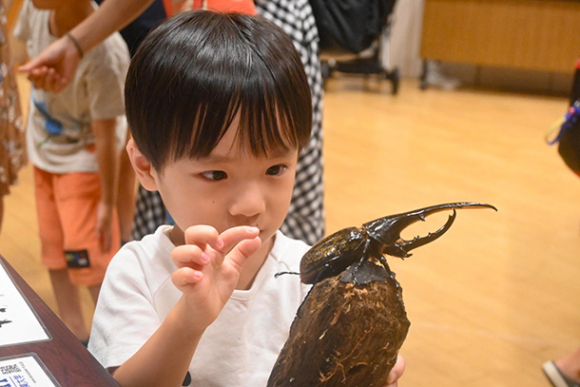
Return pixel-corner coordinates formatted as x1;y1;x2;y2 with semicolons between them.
363;202;497;258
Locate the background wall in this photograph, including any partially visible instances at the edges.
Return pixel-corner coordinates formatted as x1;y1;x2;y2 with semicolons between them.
387;0;573;96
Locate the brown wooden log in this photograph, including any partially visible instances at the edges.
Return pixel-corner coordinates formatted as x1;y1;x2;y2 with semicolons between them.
268;261;410;387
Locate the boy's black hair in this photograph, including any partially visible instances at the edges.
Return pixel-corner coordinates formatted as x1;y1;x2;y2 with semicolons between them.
125;10;312;171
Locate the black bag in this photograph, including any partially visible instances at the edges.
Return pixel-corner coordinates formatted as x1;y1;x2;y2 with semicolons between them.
548;60;580;175
309;0;397;54
557;102;580;174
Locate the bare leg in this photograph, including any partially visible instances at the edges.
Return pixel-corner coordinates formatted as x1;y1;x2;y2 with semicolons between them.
556;347;580;381
0;195;4;236
117;133;136;243
48;269;89;342
88;283;101;304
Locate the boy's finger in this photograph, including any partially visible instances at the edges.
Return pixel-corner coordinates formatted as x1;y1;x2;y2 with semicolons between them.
171;267;203;288
45;68;60;93
171;244;210;268
217;226;260;254
18;57;43;74
183;225;220;249
225;237;261;272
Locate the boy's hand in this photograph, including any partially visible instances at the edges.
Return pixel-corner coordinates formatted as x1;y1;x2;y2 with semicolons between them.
170;225;261;333
18;36;80;93
96;201;114;252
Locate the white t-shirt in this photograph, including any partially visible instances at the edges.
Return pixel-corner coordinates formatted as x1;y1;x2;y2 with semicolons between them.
14;0;129;174
89;226;312;387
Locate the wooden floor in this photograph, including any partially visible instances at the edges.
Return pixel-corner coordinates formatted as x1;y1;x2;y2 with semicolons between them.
1;75;578;386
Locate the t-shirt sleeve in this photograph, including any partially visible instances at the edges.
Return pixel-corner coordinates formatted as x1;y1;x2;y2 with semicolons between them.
13;0;32;42
88;249;162;369
83;35;130;120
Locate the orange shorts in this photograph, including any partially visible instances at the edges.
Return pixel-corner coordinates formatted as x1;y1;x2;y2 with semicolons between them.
33;167;120;287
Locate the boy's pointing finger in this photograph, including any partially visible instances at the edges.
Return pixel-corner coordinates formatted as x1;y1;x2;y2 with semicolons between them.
217;226;260;254
226;237;262;272
183;225;221;248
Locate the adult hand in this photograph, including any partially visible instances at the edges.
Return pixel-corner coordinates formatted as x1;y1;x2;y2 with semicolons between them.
385;354;406;387
18;35;81;93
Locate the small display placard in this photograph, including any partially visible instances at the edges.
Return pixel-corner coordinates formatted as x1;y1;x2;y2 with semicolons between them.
0;353;60;386
0;262;50;347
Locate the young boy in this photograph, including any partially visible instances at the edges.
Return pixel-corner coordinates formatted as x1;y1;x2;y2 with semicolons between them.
14;0;130;342
88;11;404;386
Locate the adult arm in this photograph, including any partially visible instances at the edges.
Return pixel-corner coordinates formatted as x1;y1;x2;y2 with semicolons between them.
18;0;154;92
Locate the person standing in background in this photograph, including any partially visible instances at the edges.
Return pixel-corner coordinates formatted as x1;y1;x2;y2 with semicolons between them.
254;0;325;245
95;0;167;243
15;0;130;343
0;0;26;236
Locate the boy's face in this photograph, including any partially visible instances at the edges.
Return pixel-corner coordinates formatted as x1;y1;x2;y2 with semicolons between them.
132;119;298;248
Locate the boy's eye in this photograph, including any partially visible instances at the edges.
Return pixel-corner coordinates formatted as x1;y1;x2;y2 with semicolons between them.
201;171;227;181
266;165;287;176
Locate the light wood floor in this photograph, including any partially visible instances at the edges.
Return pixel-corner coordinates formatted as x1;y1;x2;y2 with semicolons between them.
2;75;578;386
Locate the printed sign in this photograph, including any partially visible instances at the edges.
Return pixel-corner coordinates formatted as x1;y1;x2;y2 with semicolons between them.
0;354;60;387
0;263;49;347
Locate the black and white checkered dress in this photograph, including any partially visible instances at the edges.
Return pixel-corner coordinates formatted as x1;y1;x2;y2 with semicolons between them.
133;0;325;245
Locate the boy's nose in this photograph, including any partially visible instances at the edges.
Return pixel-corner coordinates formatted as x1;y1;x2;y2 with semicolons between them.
228;183;266;218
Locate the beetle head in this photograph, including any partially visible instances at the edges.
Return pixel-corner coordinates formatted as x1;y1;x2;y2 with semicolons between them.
363;202;497;258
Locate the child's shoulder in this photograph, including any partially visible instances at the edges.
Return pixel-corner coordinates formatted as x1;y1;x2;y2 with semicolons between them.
107;226;176;286
269;230;311;267
14;0;47;41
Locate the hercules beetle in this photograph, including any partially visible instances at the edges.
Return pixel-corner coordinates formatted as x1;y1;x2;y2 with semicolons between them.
299;202;497;285
269;202;496;386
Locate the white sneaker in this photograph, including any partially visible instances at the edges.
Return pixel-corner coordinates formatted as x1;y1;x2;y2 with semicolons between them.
425;61;461;91
542;360;580;387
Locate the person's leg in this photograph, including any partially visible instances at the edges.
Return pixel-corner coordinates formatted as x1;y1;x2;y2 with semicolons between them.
117;132;136;243
556;347;580;382
0;195;4;236
57;172;118;302
48;268;89;341
88;283;102;304
33;167;89;340
543;348;580;387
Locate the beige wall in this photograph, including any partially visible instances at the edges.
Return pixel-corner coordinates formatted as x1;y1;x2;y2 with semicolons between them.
387;0;572;95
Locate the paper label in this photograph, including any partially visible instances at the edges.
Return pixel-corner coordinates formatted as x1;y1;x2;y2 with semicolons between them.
0;263;49;347
0;354;60;387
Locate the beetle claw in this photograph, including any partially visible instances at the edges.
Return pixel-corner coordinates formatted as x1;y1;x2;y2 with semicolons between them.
389;210;457;257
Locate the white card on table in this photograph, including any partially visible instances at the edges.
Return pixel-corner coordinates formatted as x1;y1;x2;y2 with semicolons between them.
0;262;50;347
0;353;60;386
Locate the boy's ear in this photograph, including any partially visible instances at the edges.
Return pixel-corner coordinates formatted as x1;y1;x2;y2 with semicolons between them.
126;138;158;192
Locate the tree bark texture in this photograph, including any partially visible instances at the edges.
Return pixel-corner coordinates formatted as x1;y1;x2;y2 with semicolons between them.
268;264;410;387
